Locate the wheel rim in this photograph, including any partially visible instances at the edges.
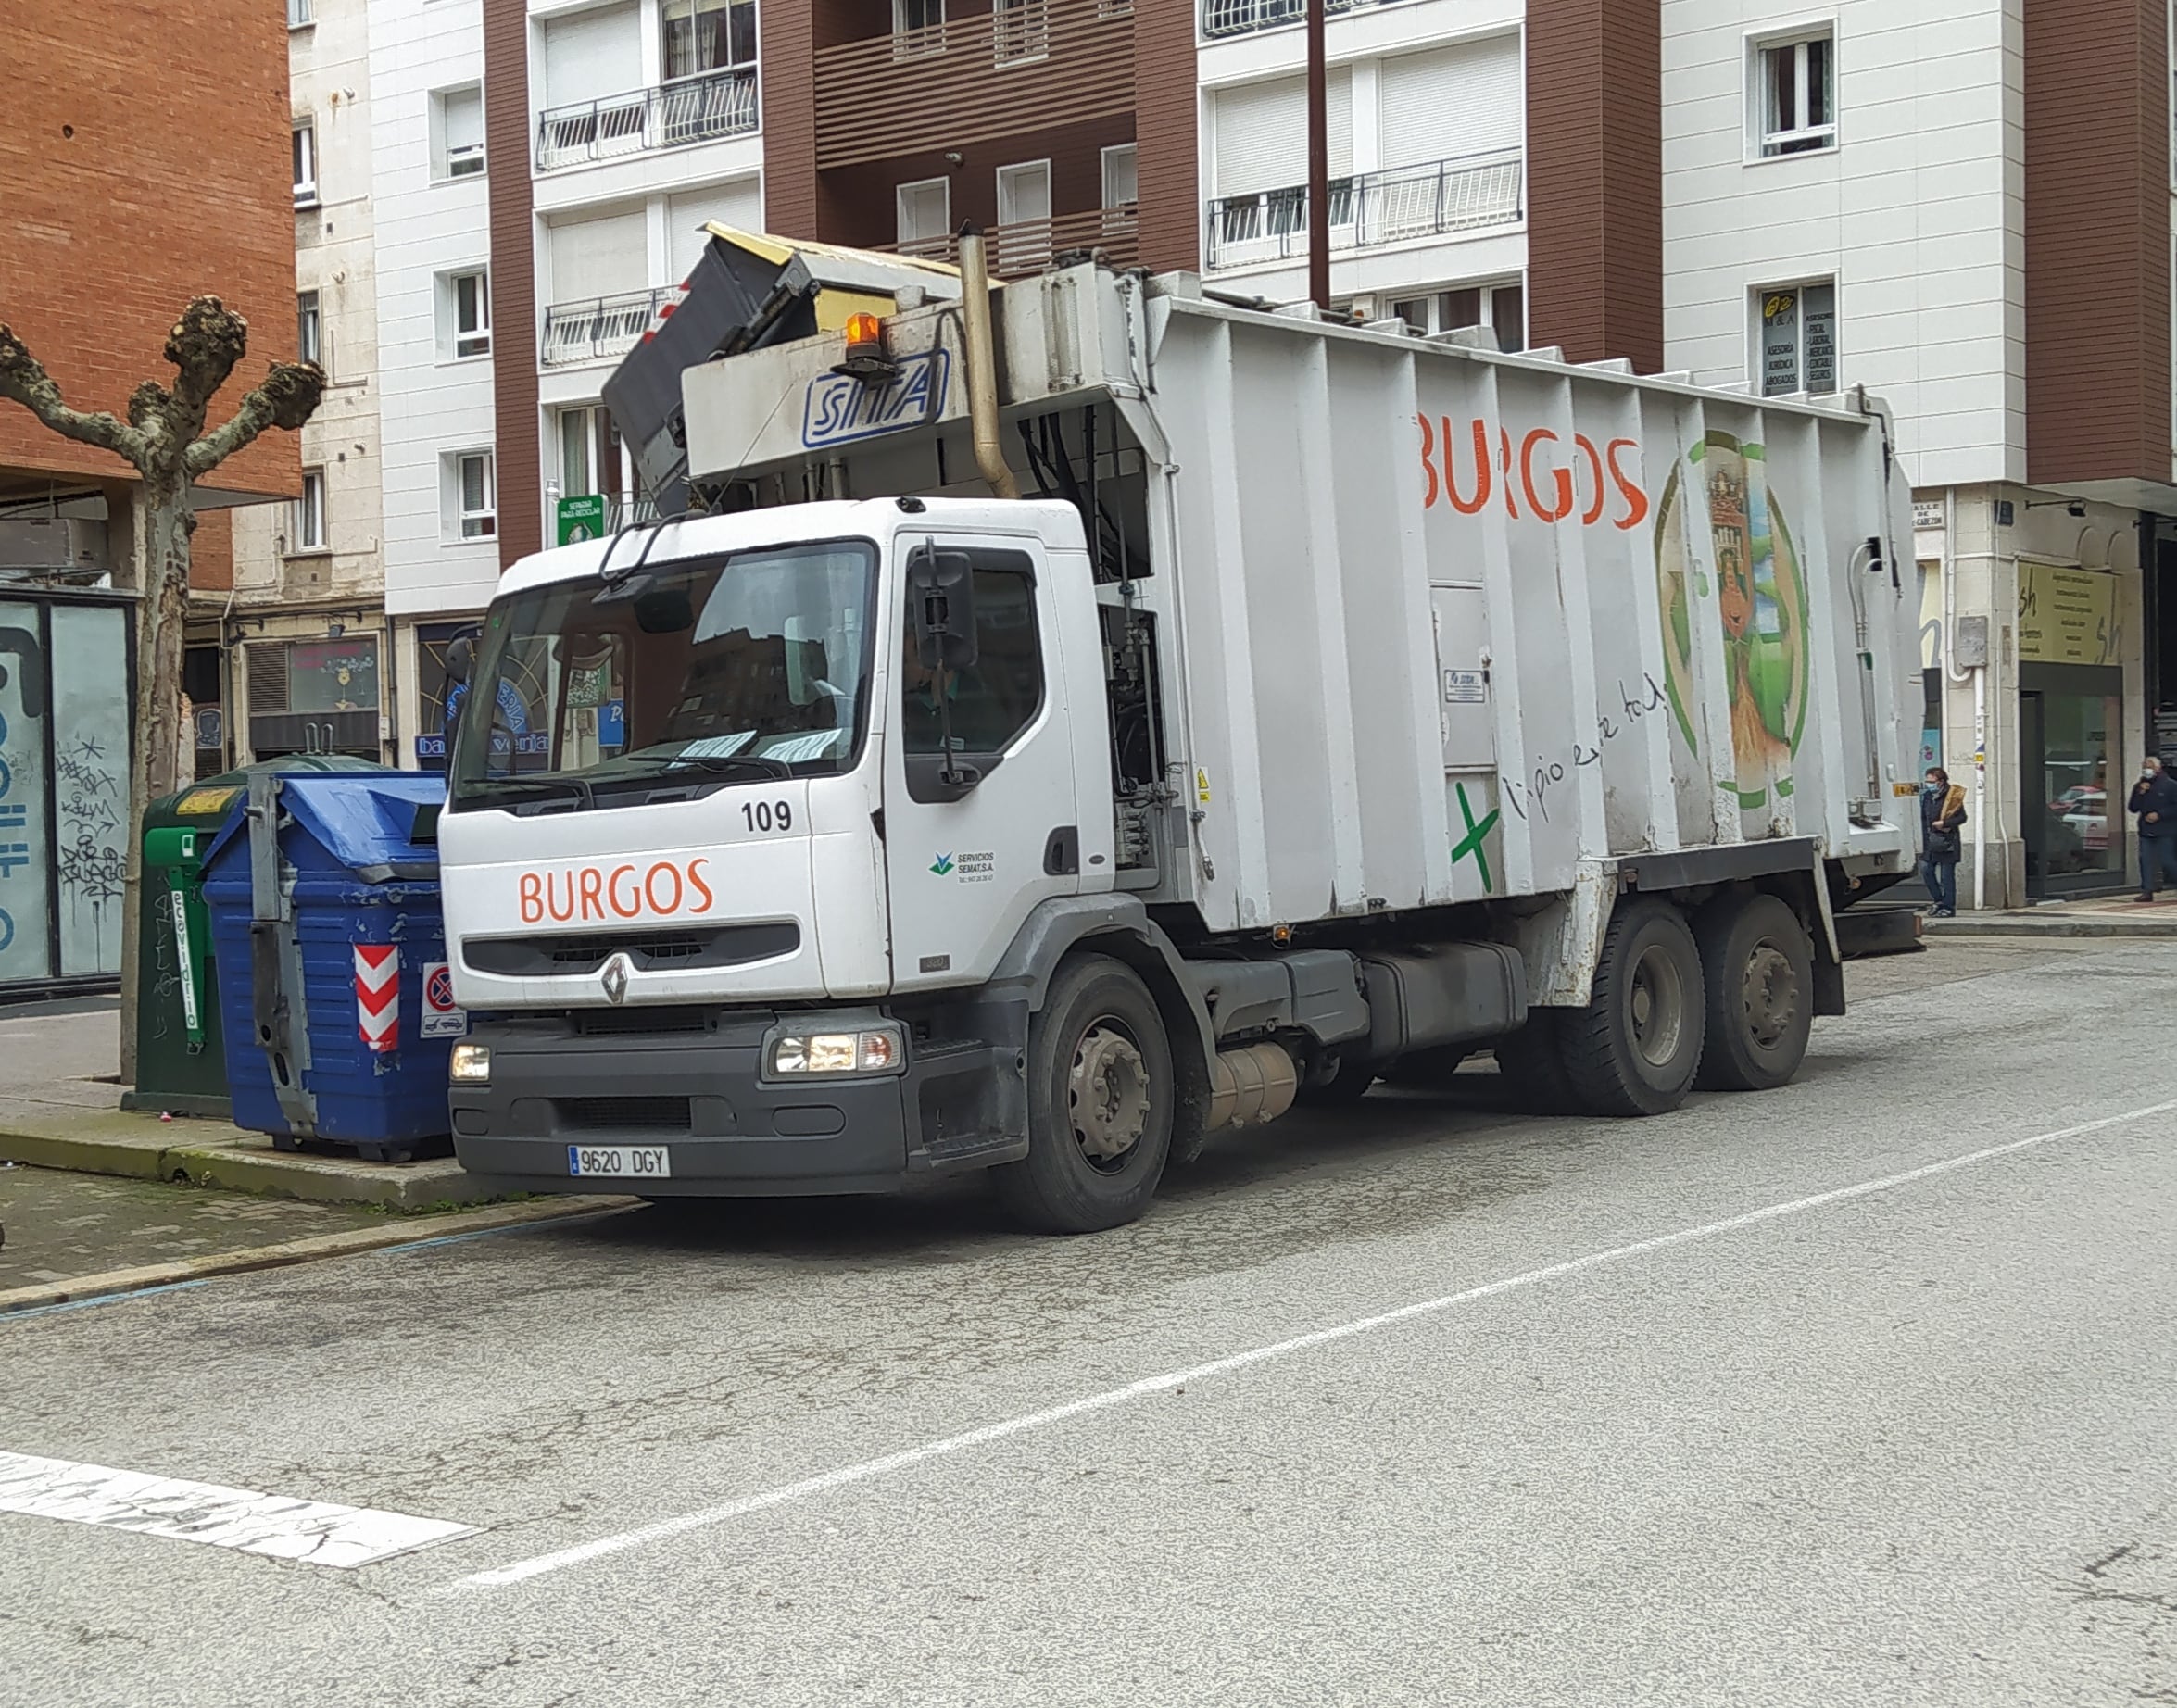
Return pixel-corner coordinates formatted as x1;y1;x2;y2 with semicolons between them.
1069;1018;1150;1172
1627;943;1687;1068
1740;939;1800;1051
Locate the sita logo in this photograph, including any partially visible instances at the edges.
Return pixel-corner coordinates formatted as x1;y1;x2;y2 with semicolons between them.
1417;416;1653;530
1653;430;1812;810
803;349;950;450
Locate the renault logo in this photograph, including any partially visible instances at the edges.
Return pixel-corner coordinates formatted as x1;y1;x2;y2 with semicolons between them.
599;952;632;1005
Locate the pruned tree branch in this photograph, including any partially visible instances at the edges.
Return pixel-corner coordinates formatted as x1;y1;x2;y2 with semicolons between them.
0;321;148;468
164;296;250;421
185;359;326;478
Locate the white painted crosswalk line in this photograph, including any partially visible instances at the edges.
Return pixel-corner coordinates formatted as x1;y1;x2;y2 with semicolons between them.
0;1451;474;1569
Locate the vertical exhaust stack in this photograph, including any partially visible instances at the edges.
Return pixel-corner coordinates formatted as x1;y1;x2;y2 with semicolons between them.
956;222;1020;501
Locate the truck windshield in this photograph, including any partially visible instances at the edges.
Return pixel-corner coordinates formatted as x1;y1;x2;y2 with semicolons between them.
447;539;878;812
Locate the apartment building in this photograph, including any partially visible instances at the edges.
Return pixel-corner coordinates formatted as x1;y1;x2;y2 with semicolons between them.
208;0;395;775
1659;1;2177;905
1;0;297;994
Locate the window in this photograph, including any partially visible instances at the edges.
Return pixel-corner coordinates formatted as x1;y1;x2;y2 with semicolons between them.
434;86;485;181
892;0;943;55
994;160;1051;269
447;452;497;542
556;404;635;514
296;290;321;369
446;269;490;359
896;178;950;247
900;550;1044;765
291;470;327;553
1755;30;1834;157
1390;281;1525;353
663;0;757;78
993;0;1050;63
1756;281;1838;396
288;0;313;28
1101;144;1138;209
292;119;317;206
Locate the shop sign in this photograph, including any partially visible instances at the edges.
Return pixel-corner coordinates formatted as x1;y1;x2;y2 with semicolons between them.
2017;564;2117;666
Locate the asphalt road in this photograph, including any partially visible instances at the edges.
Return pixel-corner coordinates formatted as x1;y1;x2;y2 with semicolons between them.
3;939;2173;1707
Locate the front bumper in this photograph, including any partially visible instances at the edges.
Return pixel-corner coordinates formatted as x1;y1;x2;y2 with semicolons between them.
448;1006;1026;1196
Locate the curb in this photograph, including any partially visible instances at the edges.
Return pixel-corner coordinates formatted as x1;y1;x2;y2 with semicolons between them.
0;1195;639;1317
0;1124;514;1211
1922;915;2177;939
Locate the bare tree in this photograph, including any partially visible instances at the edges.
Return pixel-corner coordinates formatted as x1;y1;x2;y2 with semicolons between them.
0;297;323;1079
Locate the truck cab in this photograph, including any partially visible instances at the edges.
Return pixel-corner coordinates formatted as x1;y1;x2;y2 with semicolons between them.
440;497;1129;1209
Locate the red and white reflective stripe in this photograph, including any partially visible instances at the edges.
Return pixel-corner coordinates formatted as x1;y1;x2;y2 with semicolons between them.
355;945;399;1053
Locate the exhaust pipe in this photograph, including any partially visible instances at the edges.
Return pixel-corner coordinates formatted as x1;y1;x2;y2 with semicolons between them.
955;222;1019;500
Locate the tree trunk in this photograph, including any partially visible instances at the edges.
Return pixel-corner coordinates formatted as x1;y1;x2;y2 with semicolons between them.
116;481;194;1088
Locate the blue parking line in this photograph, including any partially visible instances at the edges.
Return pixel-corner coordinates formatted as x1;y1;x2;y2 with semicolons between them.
1;1279;209;1321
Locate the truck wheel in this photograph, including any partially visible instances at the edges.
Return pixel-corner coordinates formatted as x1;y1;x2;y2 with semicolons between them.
1693;893;1815;1092
1559;898;1705;1116
996;955;1174;1234
1296;1049;1377;1105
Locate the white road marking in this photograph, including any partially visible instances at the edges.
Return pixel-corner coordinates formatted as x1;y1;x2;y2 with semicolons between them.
448;1095;2177;1592
0;1451;474;1569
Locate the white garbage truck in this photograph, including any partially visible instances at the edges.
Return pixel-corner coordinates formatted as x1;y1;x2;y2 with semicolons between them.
437;236;1922;1231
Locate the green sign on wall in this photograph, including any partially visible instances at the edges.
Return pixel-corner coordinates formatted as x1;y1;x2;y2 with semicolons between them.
556;493;608;546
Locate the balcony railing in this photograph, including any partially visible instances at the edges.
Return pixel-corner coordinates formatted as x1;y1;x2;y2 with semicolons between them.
815;0;1133;170
1200;0;1401;38
1204;149;1523;271
535;67;759;173
884;205;1140;278
542;286;682;367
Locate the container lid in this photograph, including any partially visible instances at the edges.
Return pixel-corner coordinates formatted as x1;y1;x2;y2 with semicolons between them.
145;755;390;829
203;772;446;883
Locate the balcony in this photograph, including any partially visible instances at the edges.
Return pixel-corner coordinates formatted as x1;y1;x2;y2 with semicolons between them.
1204;149;1523;271
535;67;759;173
885;205;1140;277
542;286;683;367
1200;0;1403;39
815;0;1134;170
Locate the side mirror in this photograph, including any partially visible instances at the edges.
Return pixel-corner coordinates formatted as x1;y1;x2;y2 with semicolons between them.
444;634;475;687
907;547;978;672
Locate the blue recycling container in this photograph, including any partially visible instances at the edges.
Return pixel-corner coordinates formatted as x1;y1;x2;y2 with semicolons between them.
200;772;459;1162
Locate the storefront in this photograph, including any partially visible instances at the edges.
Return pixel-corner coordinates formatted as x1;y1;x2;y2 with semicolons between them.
0;586;133;996
2016;563;2126;898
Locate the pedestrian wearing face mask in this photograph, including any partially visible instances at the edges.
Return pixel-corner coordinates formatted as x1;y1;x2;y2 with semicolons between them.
2128;755;2177;902
1920;766;1966;917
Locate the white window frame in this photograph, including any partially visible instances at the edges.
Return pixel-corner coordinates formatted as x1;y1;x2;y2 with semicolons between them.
296;290;321;369
450;451;497;543
288;0;313;30
992;0;1050;65
1386;279;1526;353
1750;25;1837;160
1753;279;1840;396
434;85;487;182
895;176;951;247
447;269;491;361
892;0;944;57
291;469;327;555
1101;143;1138;210
292;119;318;207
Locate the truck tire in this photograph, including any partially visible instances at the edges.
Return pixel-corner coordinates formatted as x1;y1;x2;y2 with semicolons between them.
1559;898;1705;1116
1693;893;1815;1092
996;954;1174;1234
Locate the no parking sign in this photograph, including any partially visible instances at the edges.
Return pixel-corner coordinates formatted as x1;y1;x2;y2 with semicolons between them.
421;961;467;1038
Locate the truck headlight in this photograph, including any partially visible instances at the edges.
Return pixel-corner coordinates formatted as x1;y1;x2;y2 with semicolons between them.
449;1043;492;1085
765;1024;903;1078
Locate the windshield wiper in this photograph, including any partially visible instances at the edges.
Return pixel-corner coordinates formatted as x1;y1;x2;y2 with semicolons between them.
472;775;596;812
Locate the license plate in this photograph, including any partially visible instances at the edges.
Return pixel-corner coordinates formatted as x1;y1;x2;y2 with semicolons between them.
566;1144;672;1179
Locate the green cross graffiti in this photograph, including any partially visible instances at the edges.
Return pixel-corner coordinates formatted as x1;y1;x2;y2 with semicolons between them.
1451;782;1501;893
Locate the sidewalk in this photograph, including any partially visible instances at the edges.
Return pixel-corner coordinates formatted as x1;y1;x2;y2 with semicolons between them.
0;996;523;1211
1919;893;2177;938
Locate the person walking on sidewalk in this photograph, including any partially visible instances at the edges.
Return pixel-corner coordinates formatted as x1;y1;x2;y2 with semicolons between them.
1921;766;1966;917
2128;755;2177;901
